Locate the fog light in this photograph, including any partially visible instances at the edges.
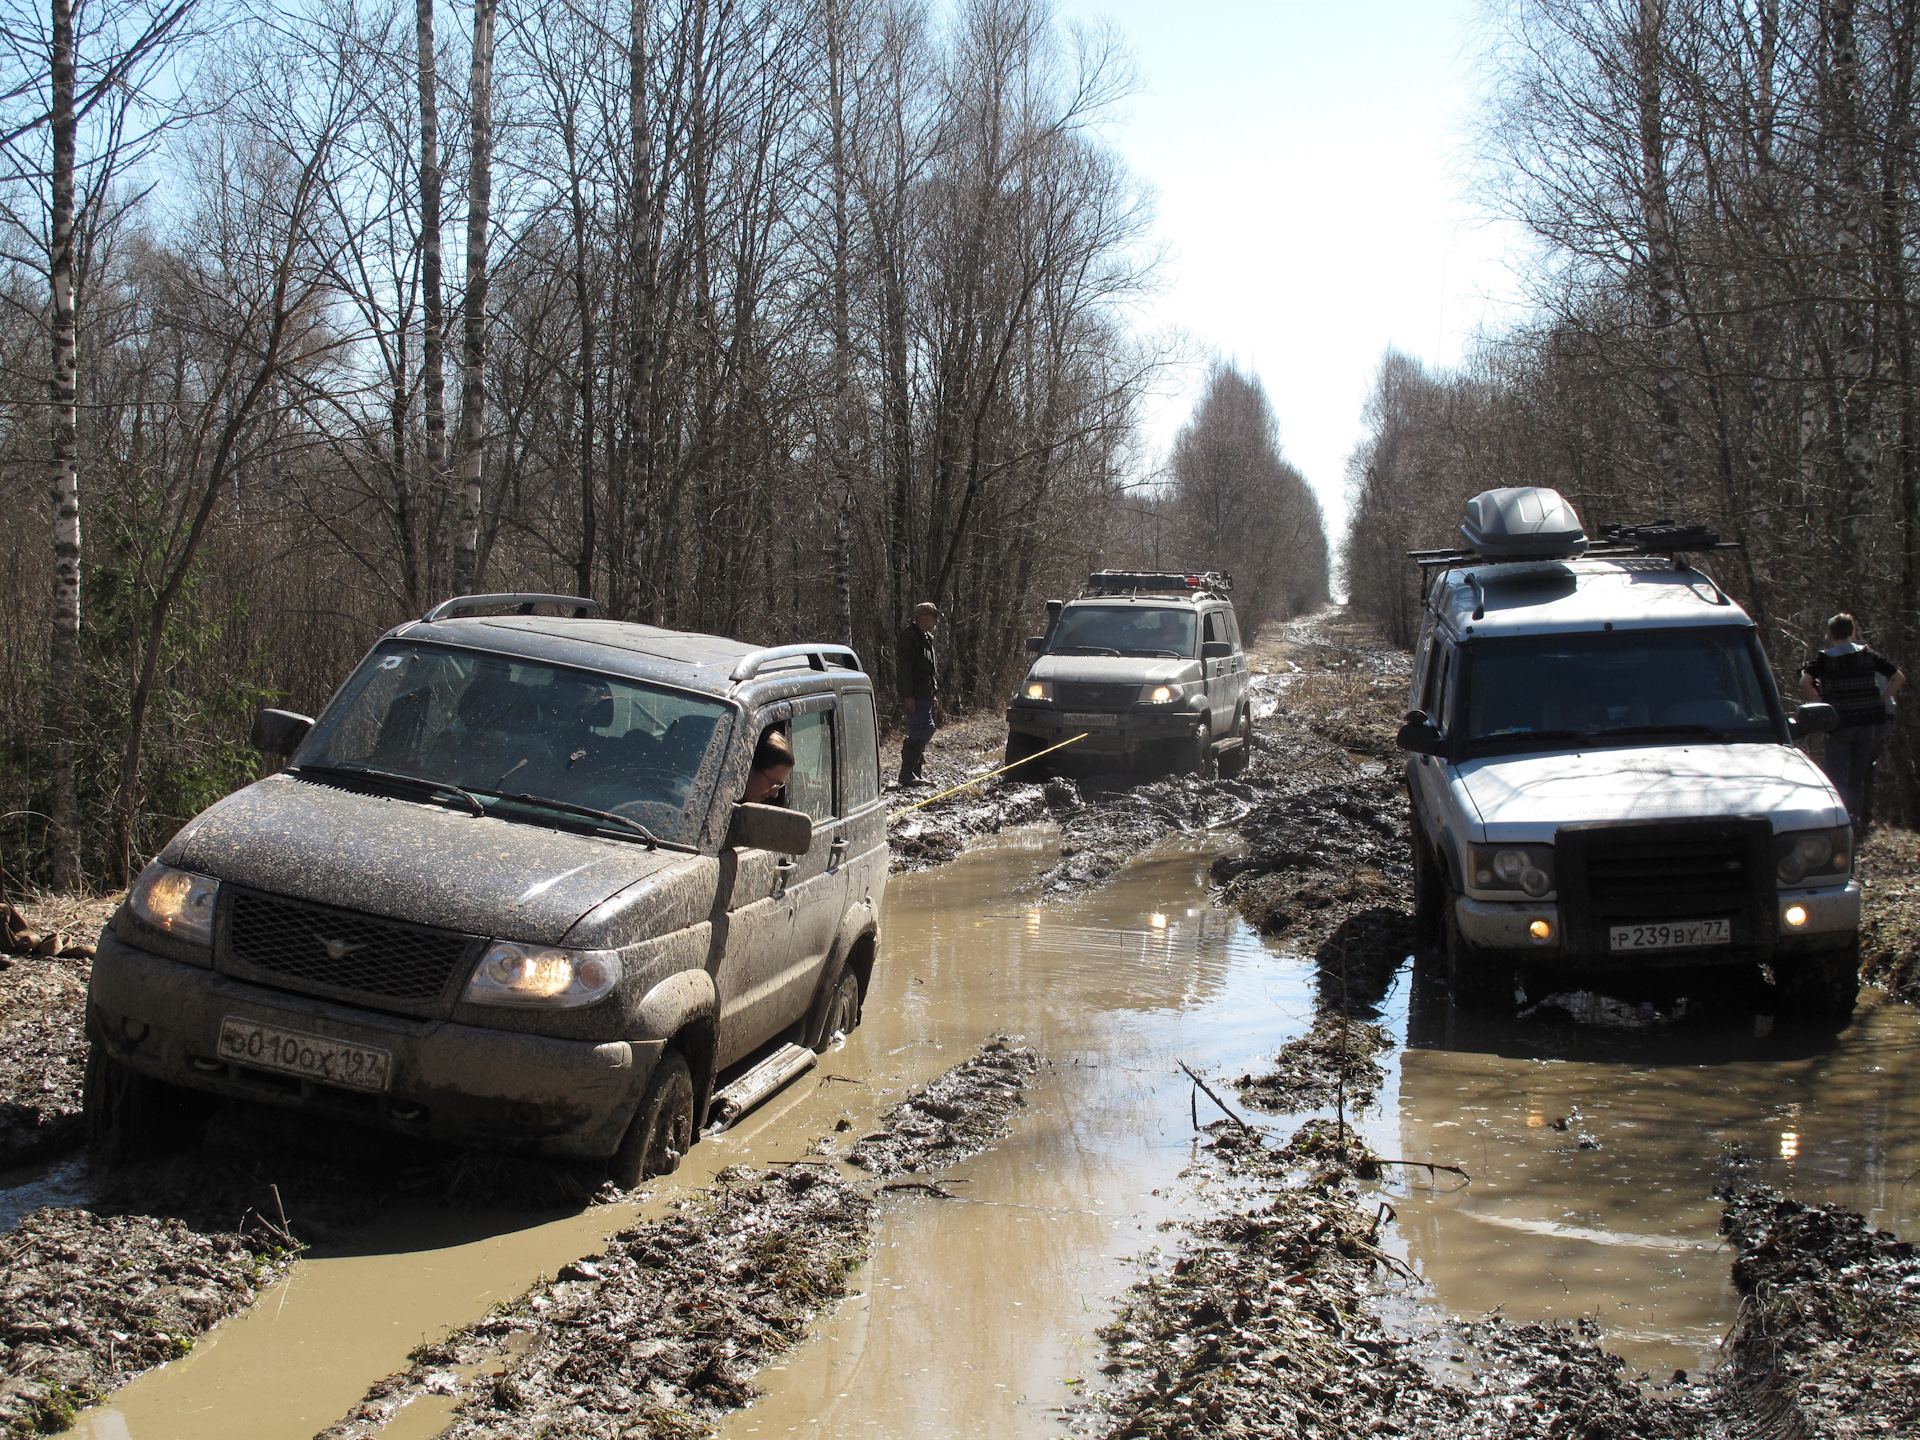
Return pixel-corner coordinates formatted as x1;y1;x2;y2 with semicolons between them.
1529;919;1552;941
1784;904;1808;928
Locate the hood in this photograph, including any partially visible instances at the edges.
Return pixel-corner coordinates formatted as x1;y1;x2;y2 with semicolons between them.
1455;743;1846;841
1027;654;1199;686
163;773;701;945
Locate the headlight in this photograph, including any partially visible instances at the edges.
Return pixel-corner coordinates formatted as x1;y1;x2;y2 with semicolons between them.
1467;843;1554;898
1774;826;1851;886
1139;683;1182;704
128;861;220;946
462;942;623;1008
1021;679;1053;702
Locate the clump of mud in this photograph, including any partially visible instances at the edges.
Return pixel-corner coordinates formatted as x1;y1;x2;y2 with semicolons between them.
320;1038;1048;1439
1078;1119;1725;1440
321;1165;873;1440
1858;826;1920;1003
1235;1015;1390;1114
846;1038;1043;1175
0;956;90;1171
1720;1187;1920;1434
0;1207;295;1436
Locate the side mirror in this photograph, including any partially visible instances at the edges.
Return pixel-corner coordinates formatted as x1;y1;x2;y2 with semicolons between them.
1201;640;1232;659
250;707;314;757
1396;710;1442;755
1024;636;1045;654
727;802;813;855
1789;702;1839;740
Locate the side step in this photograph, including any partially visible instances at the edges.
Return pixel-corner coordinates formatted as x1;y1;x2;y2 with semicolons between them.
707;1042;818;1129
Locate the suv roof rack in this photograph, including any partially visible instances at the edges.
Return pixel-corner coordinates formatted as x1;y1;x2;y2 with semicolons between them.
1082;569;1233;598
422;593;601;622
729;643;862;684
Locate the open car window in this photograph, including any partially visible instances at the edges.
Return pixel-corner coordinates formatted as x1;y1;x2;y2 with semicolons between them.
293;642;733;846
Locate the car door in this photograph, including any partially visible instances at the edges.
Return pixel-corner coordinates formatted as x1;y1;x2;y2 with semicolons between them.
835;689;888;917
1412;638;1457;866
1222;608;1249;722
782;702;851;997
713;695;838;1066
1201;609;1234;732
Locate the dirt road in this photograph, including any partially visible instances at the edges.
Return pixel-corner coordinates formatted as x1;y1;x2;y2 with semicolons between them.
3;606;1917;1439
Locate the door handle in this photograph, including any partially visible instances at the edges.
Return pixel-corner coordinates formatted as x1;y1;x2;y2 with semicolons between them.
776;857;797;872
828;836;847;869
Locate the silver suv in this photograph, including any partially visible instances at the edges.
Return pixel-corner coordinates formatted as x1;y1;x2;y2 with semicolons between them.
1004;571;1252;776
85;594;889;1183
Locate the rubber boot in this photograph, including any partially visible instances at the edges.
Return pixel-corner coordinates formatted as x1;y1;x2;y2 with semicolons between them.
899;741;926;787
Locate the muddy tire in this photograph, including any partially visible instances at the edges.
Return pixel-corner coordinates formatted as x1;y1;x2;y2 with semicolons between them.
83;1046;209;1167
1411;828;1446;944
1004;730;1045;776
1216;708;1253;778
608;1049;695;1188
814;969;861;1052
1772;942;1860;1023
1443;881;1509;1009
1189;720;1215;779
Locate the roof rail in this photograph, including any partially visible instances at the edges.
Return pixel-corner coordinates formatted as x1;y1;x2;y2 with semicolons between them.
730;643;861;684
422;593;601;622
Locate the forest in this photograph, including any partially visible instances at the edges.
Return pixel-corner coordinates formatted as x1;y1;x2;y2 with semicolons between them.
1344;0;1920;821
0;0;1328;890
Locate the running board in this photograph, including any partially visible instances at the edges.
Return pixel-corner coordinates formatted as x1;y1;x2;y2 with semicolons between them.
707;1042;818;1128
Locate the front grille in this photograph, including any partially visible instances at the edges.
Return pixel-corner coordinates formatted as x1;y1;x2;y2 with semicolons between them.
1556;816;1773;958
225;890;478;1004
1056;681;1138;711
1583;836;1750;916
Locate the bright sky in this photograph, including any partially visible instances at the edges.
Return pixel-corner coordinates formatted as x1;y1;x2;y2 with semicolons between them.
1052;0;1535;546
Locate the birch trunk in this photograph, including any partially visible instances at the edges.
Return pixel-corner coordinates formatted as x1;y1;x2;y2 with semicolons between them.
452;0;495;596
417;0;447;600
1635;0;1681;513
45;0;80;890
827;0;854;650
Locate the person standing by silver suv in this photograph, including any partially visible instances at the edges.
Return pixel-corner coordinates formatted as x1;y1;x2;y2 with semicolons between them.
1800;613;1906;832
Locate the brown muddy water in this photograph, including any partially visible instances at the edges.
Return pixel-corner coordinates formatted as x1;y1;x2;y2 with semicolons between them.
54;824;1920;1437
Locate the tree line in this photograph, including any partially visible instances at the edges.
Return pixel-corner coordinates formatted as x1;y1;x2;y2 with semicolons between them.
1344;0;1920;821
0;0;1330;891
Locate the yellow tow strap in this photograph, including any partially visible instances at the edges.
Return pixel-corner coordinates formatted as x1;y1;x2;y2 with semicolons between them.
888;733;1088;817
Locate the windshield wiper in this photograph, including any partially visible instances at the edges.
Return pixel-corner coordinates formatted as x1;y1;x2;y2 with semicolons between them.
1476;728;1583;743
1120;648;1183;658
474;790;662;848
291;763;485;816
1591;723;1732;741
1061;645;1121;656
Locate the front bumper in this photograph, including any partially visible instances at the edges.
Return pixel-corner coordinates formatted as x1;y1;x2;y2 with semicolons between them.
88;929;656;1160
1454;881;1860;965
1006;704;1199;755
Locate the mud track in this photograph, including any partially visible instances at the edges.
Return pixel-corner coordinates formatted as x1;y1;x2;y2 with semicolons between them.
317;1041;1042;1440
4;606;1919;1437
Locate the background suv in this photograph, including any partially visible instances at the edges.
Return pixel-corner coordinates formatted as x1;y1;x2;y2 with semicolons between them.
1005;570;1251;776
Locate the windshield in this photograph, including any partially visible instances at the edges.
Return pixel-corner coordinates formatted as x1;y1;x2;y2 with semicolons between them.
1049;605;1196;657
1462;627;1778;751
293;642;733;846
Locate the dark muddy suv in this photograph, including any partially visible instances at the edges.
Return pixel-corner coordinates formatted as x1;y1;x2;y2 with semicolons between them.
1005;571;1252;775
85;594;888;1183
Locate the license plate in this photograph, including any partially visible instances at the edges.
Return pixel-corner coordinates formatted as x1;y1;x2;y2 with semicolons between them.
217;1016;393;1092
1063;713;1119;728
1608;919;1731;952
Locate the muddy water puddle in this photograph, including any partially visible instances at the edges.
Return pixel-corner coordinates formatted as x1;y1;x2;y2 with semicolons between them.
1370;966;1920;1376
72;829;1314;1440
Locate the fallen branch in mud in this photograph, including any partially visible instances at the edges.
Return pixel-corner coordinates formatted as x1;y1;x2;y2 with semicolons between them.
319;1038;1045;1440
1177;1061;1254;1134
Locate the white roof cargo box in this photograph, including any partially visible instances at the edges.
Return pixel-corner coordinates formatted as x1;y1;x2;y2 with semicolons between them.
1459;487;1588;560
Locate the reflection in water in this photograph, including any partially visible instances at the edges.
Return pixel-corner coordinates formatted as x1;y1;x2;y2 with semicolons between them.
723;834;1312;1440
77;831;1313;1440
1380;963;1920;1373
